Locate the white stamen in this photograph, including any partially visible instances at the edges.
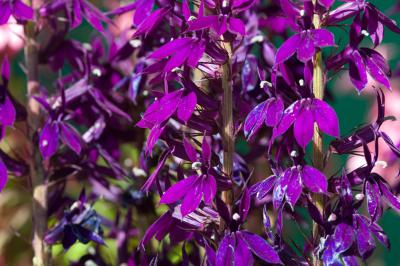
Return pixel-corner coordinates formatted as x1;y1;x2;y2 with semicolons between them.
88;247;96;255
82;43;92;51
355;193;365;201
189;15;197;21
232;213;241;221
92;68;102;77
327;213;337;222
250;35;264;43
299;79;304;86
133;167;147;177
172;67;182;73
361;30;369;37
192;162;202;170
129;39;142;48
375;160;388;169
290;150;298;157
222;0;229;8
260;80;272;88
42;140;48;147
300;9;305;16
84;261;97;266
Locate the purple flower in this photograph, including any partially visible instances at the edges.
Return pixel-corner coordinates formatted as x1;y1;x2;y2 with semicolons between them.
272;98;340;149
148;38;206;72
44;192;104;250
0;0;33;24
159;137;216;216
275;29;335;64
244;97;284;140
251;165;328;210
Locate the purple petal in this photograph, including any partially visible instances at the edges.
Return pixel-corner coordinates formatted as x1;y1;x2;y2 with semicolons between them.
0;3;11;25
182;0;190;21
0;159;8;192
186;41;205;68
216;234;235;266
378;180;400;211
301;166;327;193
183;138;197;162
294;108;314;148
272;101;301;141
365;55;391;90
297;33;315;62
365;181;381;222
319;0;335;8
149;38;193;59
250;175;276;200
145;124;165;155
181;181;203;216
333;223;354;254
265;98;284;127
244;100;268;139
1;56;10;82
202;136;211;164
133;0;154;26
0;96;16;127
141;212;172;247
228;17;246;35
312;29;335;47
239;188;251;221
59;123;82;155
312;99;340;138
188;16;218;32
39;122;59;159
203;175;217;205
273;169;291;209
133;8;169;37
285;168;302;209
355;215;375;259
240;231;282;264
349;50;368;92
234;234;254;266
141;150;171;192
275;33;301;64
12;0;34;20
177;91;197;123
164;48;191;72
160;175;197;204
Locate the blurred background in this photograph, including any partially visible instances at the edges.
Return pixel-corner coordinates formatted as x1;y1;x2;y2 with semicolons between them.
0;0;399;265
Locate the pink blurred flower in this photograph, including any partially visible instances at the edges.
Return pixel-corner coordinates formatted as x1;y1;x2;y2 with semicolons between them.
0;17;25;57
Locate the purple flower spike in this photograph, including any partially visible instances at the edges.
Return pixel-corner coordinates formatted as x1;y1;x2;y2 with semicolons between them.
272;98;339;148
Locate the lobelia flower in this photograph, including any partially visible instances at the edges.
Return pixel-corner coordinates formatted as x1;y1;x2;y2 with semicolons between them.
275;28;335;64
35;96;83;159
251;164;328;210
244;97;284;140
186;0;256;36
0;0;33;25
271;98;340;149
204;189;282;265
147;37;206;73
136;88;197;155
44;191;104;250
39;0;109;31
159;137;216;216
327;14;395;92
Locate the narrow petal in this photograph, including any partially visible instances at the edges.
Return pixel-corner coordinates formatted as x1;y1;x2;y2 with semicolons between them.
228;17;246;35
203;174;216;205
0;159;8;192
183;138;197;162
0;96;16;127
188;16;218;32
177;91;197;123
301;166;327;193
234;234;254;266
378;180;400;211
181;181;203;216
202;135;211;164
244;100;269;139
297;33;315;62
59;123;82;155
312;99;340;138
312;29;335;47
285;168;302;209
39;122;59;159
275;33;301;64
240;231;282;264
265;98;284;127
272;101;301;141
149;38;193;59
216;234;235;266
355;215;375;259
365;181;381;222
349;50;368;92
294;108;314;148
159;175;197;204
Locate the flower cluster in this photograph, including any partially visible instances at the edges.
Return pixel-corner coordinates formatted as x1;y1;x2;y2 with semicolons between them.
0;0;399;265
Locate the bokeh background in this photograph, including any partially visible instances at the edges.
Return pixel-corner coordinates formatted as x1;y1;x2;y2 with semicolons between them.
0;0;399;265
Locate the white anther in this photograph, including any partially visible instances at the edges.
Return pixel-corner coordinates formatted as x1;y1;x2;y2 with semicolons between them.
250;35;264;43
260;80;272;88
300;10;305;16
375;160;388;169
232;213;241;221
189;15;197;21
192;162;202;170
92;68;102;77
42;140;48;147
88;247;96;255
129;39;142;48
222;0;229;8
299;79;305;86
172;67;182;73
82;43;92;51
133;167;146;177
327;213;337;222
361;30;369;37
290;150;298;157
355;193;365;201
